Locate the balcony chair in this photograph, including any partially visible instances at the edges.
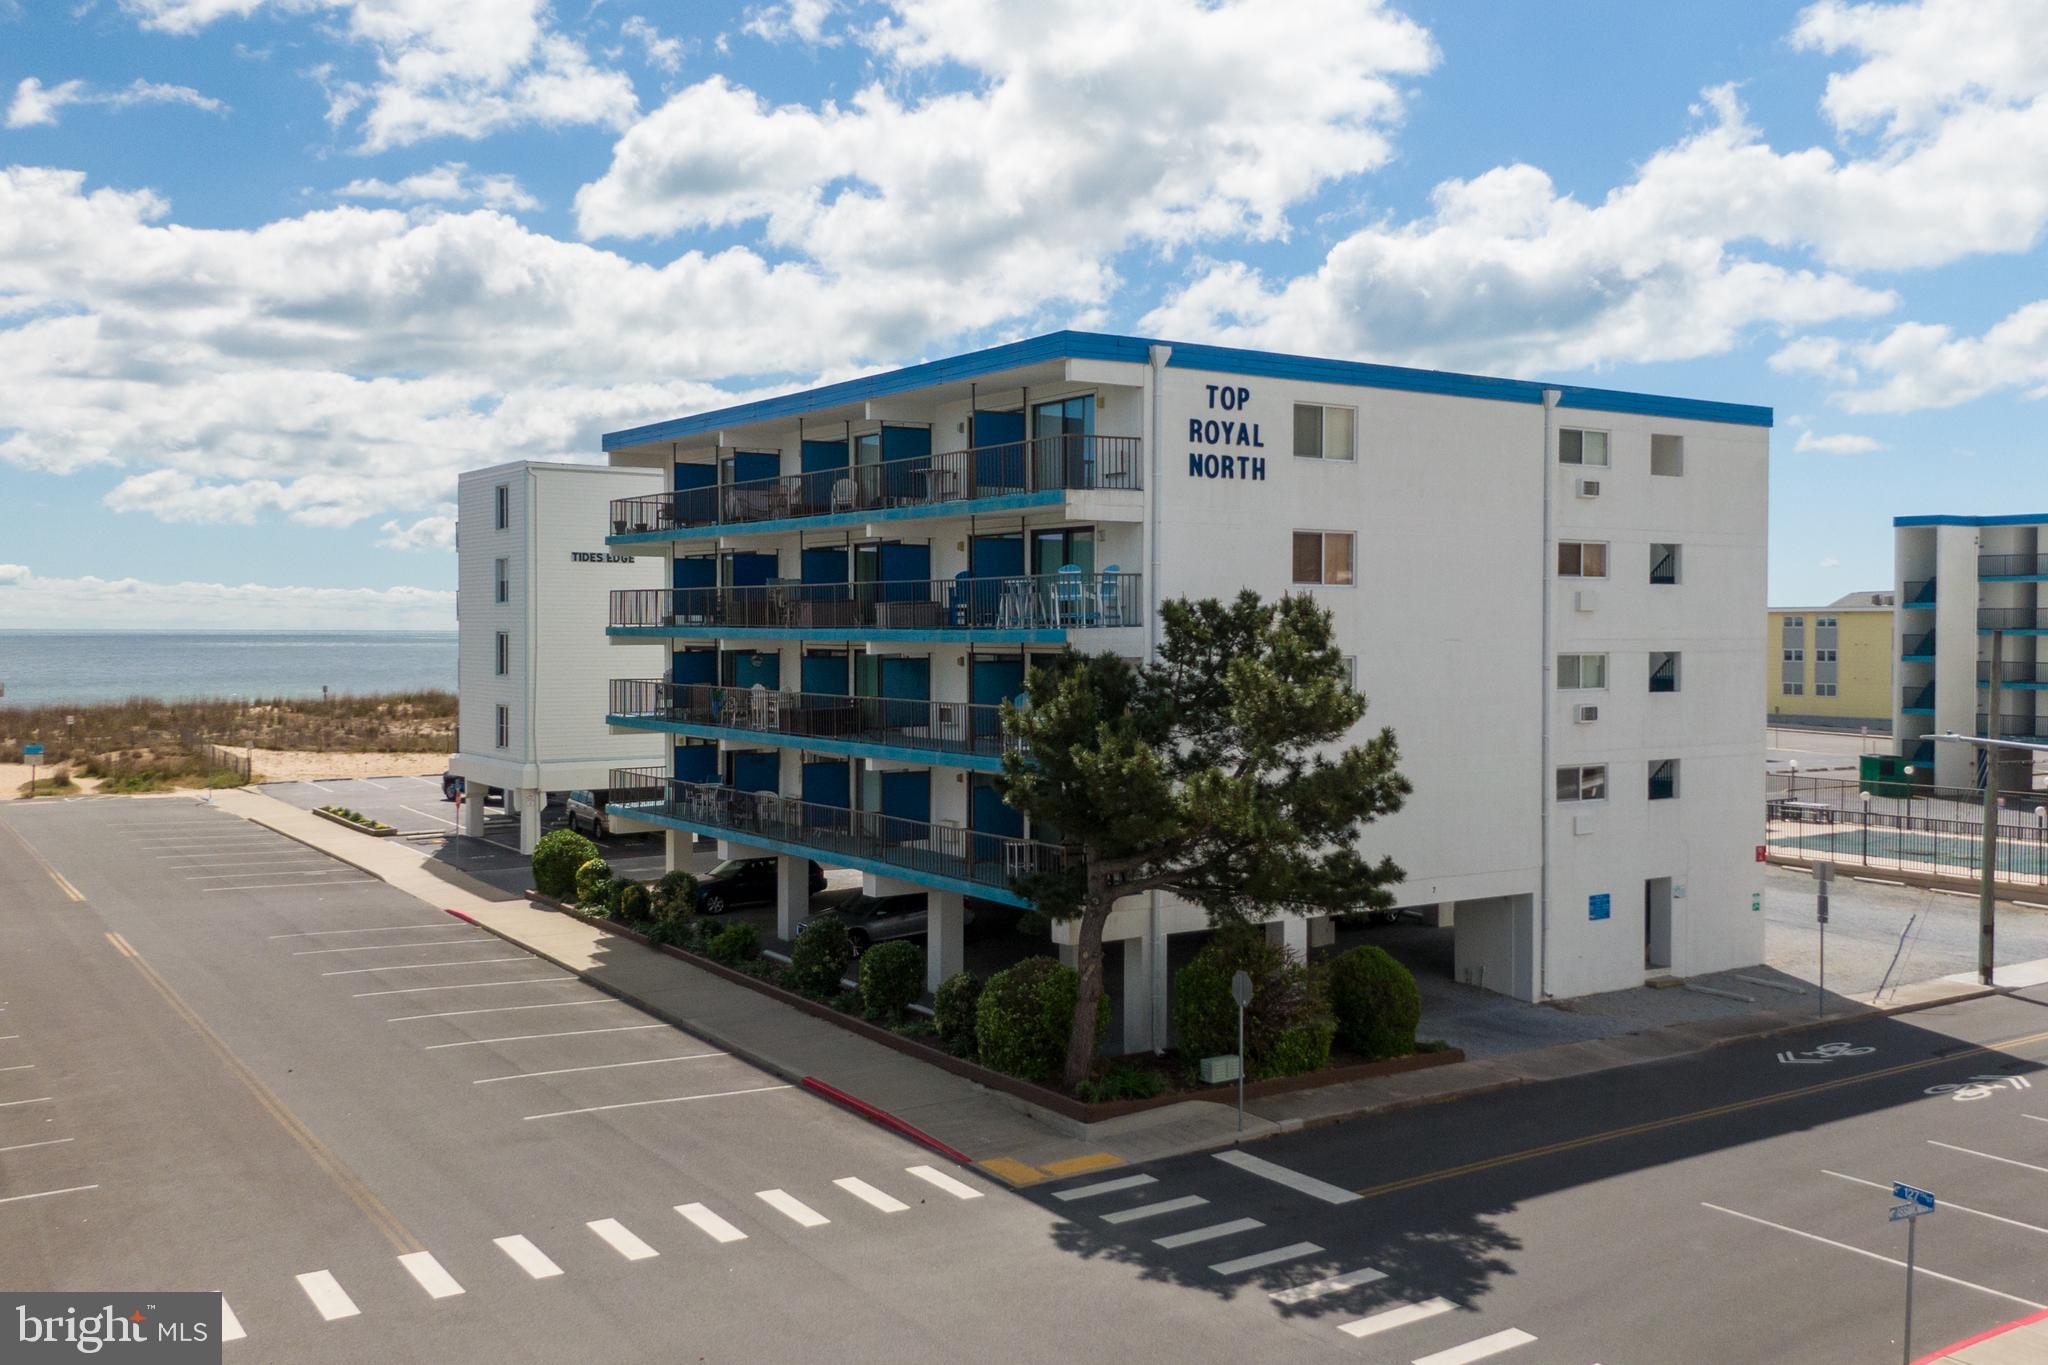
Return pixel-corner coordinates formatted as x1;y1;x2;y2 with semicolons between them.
830;477;858;514
1097;565;1122;626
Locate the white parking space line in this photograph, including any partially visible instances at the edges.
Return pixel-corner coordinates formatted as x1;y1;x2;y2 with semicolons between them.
271;923;461;938
0;1138;74;1155
524;1084;792;1120
1101;1195;1207;1224
0;1035;17;1041
1701;1203;2046;1309
905;1165;983;1200
397;1251;465;1299
219;1297;245;1343
0;1184;98;1206
1270;1266;1389;1304
1052;1173;1157;1202
676;1203;748;1244
1413;1329;1537;1365
426;1024;666;1050
0;1096;53;1109
294;1271;360;1321
588;1218;659;1261
208;881;380;893
402;805;455;827
494;1235;563;1280
1210;1242;1322;1275
294;938;487;956
1928;1139;2048;1176
322;956;531;977
1825;1170;2048;1238
187;869;359;881
757;1189;830;1228
2025;1113;2048;1124
0;1063;33;1073
1212;1150;1363;1204
1339;1298;1455;1339
835;1177;908;1213
1154;1217;1262;1249
353;976;572;998
473;1053;723;1084
389;999;633;1023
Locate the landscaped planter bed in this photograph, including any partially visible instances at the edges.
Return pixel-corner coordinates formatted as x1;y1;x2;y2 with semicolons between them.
315;805;396;837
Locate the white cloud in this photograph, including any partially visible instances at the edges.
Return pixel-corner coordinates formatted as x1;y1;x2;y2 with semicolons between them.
621;15;683;72
1788;300;2048;413
0;565;453;630
743;0;839;45
336;162;538;211
1792;0;2048;139
378;509;457;551
1819;556;1843;568
1794;430;1883;453
7;76;225;128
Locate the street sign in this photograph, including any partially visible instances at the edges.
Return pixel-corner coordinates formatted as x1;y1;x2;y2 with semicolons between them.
1230;970;1252;1008
22;743;42;761
1893;1182;1935;1211
1890;1182;1936;1362
1889;1204;1930;1221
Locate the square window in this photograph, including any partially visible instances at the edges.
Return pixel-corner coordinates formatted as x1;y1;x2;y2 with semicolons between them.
1559;541;1608;578
1648;759;1679;800
1651;543;1680;585
1558;653;1608;689
1556;765;1607;802
1783;682;1804;696
1651;434;1683;476
1293;404;1357;461
1650;651;1681;693
1560;429;1609;466
1293;530;1354;585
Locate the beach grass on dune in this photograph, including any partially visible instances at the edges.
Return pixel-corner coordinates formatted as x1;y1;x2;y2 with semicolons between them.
0;691;456;773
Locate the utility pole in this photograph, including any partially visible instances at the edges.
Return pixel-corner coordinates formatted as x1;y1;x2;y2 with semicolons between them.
1982;629;2002;987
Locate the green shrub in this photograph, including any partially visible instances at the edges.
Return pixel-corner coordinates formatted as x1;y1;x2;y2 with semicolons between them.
859;941;925;1023
1264;1018;1337;1078
617;881;652;924
1075;1061;1166;1104
602;874;634;919
673;918;715;953
573;858;613;908
1327;944;1420;1059
1172;928;1329;1080
707;922;761;966
933;971;983;1049
532;828;599;899
975;956;1105;1086
651;869;699;921
786;919;857;998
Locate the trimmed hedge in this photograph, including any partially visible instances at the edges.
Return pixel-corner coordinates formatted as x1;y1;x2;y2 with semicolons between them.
859;941;925;1023
574;857;613;908
651;869;699;921
1327;944;1420;1059
933;971;983;1049
707;922;761;966
787;919;857;998
617;881;652;924
531;828;598;899
1171;928;1331;1080
975;956;1105;1086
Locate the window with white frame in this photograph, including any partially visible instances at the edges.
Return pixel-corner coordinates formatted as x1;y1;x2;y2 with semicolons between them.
495;631;509;676
1648;759;1680;800
1292;404;1356;461
1816;616;1838;629
1557;653;1608;689
1816;683;1837;696
495;557;509;604
1557;541;1608;578
1556;764;1608;802
1783;648;1804;663
1292;530;1355;585
1559;429;1609;466
1816;648;1837;663
495;704;509;748
494;483;509;530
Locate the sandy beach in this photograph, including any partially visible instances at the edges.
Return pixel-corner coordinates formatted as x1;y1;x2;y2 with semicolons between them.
249;750;448;783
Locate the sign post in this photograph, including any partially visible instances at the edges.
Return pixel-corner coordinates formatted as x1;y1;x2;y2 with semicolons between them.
1815;863;1832;1018
22;742;42;797
1890;1182;1936;1364
1230;969;1253;1135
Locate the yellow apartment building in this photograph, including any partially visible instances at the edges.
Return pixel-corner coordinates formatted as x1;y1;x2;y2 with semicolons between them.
1767;591;1894;730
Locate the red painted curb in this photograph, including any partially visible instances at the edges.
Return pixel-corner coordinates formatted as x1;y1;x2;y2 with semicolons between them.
442;907;478;925
1913;1306;2048;1364
800;1076;975;1167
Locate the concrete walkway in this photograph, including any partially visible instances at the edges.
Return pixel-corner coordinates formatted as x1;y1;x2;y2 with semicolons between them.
1916;1308;2048;1364
207;785;2005;1185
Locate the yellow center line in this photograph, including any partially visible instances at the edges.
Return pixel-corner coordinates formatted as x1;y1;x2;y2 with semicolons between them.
0;816;85;901
1354;1027;2048;1200
104;931;424;1255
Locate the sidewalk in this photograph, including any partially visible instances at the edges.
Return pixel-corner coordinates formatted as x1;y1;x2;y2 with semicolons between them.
210;786;2005;1186
1915;1308;2048;1364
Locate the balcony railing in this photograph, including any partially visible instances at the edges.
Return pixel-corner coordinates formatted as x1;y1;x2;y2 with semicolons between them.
609;572;1142;633
1978;608;2048;630
1902;684;1935;711
608;680;1015;761
1976;714;2048;741
1902;630;1937;659
1980;553;2048;578
606;767;1064;895
1980;661;2048;686
1903;578;1937;608
609;435;1143;536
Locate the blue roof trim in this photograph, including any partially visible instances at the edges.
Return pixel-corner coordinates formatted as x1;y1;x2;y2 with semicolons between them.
602;330;1773;448
1896;514;2048;528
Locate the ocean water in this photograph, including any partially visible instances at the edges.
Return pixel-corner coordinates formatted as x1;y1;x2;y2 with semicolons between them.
0;631;458;707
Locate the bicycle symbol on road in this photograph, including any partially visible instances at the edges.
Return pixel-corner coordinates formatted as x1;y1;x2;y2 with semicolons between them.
1925;1074;2034;1102
1777;1041;1877;1065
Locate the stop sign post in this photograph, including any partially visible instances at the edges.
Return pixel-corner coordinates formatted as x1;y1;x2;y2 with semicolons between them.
1231;969;1252;1134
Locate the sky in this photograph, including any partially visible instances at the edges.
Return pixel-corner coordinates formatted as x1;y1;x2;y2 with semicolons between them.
1;0;2046;629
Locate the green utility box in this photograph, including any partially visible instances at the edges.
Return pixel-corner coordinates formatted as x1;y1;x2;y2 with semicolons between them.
1859;753;1921;797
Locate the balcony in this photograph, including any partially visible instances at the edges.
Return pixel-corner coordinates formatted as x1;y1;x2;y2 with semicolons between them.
1901;630;1937;661
1979;553;2048;581
1902;684;1935;714
608;680;1014;769
1979;661;2048;689
1903;578;1937;608
1978;608;2048;632
608;435;1143;540
608;572;1142;642
606;767;1062;905
1976;714;2048;742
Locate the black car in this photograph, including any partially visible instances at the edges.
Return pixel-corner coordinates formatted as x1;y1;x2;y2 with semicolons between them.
802;888;974;952
695;857;826;915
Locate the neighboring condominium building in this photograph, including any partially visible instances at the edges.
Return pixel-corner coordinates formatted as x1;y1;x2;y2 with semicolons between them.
1767;591;1895;731
594;332;1771;1049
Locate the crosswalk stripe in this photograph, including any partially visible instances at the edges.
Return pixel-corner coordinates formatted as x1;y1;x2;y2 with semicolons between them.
494;1235;563;1279
905;1165;983;1200
219;1297;245;1343
1339;1297;1454;1339
1101;1195;1206;1224
1051;1173;1156;1202
1210;1242;1322;1275
588;1218;659;1260
757;1188;830;1227
1412;1328;1537;1365
294;1271;360;1322
1270;1266;1388;1304
835;1177;909;1213
397;1251;465;1299
1154;1217;1263;1249
1212;1149;1362;1204
676;1203;748;1244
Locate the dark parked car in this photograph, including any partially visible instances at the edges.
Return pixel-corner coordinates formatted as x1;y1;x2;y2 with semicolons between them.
441;773;502;805
802;889;974;952
695;857;826;915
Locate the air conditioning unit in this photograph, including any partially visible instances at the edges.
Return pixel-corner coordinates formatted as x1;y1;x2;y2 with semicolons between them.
1576;477;1602;498
1574;704;1599;723
1574;589;1599;612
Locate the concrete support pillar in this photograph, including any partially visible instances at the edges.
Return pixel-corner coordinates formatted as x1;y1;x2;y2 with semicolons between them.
517;789;543;854
926;892;965;991
459;789;486;837
1057;939;1079;970
1120;933;1154;1055
1266;915;1309;958
774;854;811;941
663;829;690;874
